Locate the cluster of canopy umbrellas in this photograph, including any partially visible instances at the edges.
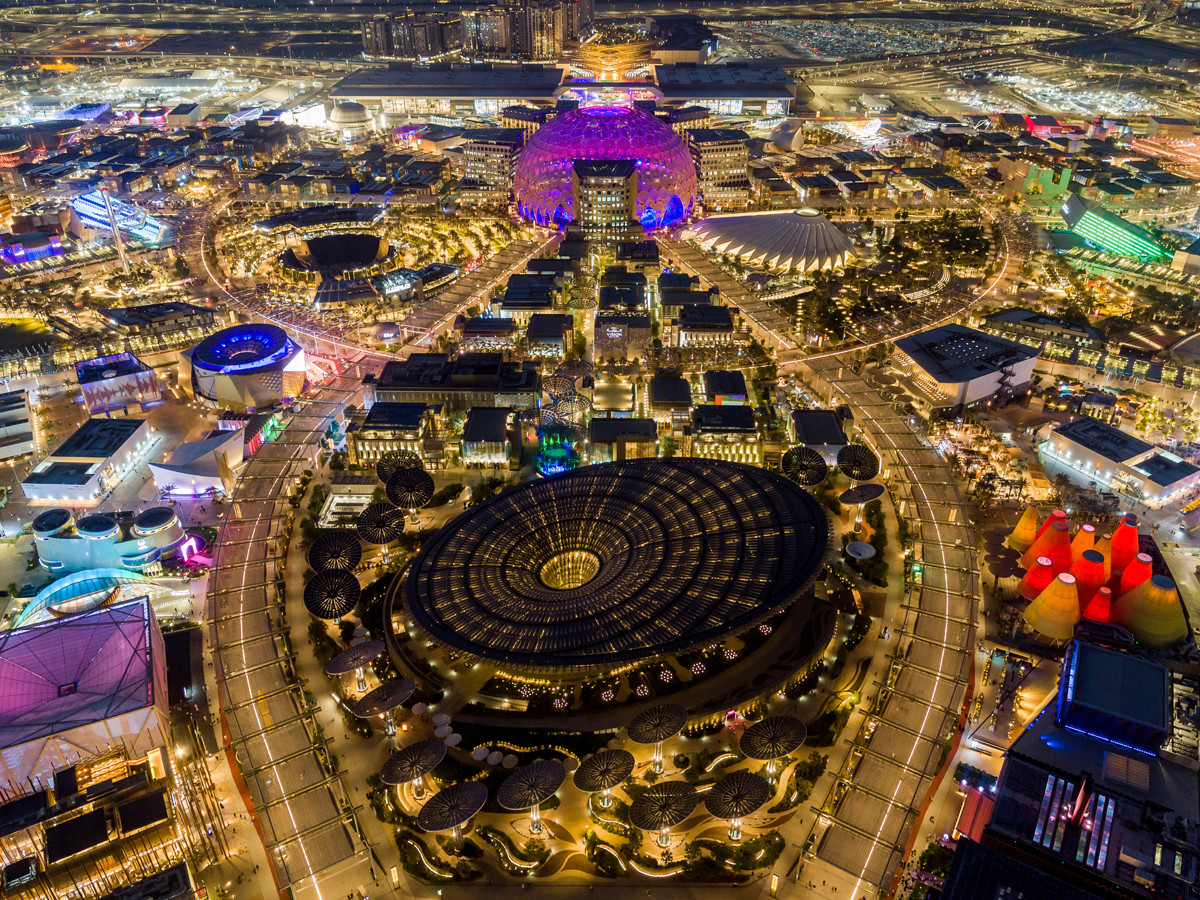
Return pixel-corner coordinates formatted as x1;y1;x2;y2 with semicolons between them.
304;531;363;619
303;450;438;620
781;442;881;488
386;704;809;850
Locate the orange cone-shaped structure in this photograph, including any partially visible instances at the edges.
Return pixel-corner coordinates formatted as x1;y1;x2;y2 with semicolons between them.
1119;553;1154;595
1036;508;1068;540
1017;556;1056;601
1070;524;1095;561
1082;586;1112;623
1021;520;1073;574
1110;514;1140;574
1112;575;1188;648
1007;506;1040;553
1024;573;1081;642
1070;549;1106;608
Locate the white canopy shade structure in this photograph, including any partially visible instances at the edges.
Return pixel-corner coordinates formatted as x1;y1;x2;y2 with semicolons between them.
687;209;855;272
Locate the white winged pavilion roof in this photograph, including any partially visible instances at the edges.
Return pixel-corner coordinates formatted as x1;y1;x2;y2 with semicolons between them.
689;208;855;271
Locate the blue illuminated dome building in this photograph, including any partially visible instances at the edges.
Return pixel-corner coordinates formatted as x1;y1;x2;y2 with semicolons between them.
180;323;306;410
513;106;698;231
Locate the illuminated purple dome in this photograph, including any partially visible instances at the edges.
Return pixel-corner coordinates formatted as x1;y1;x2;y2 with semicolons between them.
514;106;697;230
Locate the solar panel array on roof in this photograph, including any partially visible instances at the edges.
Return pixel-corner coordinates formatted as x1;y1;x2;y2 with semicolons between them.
44;807;109;863
1;857;35;890
117;789;169;834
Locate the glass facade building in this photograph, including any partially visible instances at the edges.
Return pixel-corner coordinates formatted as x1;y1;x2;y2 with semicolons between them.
1059;194;1169;262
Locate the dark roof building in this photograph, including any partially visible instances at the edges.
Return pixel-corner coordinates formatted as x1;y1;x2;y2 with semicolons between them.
976;639;1200;900
462;406;512;445
368;352;540;410
790;409;848;459
649;369;692;413
942;839;1108;900
703;370;747;404
330;64;566;111
691;404;755;434
676;304;734;343
590;417;658;462
981;307;1107;364
1055;640;1170;754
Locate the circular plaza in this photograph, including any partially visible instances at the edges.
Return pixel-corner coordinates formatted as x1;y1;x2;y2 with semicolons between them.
279;232;394;279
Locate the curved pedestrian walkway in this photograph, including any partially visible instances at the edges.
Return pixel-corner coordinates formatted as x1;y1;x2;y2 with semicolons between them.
208;367;379;900
798;357;979;894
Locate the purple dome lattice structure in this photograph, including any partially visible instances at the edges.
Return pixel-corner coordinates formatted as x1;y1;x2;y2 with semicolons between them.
513;106;697;231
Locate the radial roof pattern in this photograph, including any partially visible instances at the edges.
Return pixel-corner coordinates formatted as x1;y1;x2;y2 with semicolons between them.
782;446;828;486
574;749;634;792
417;782;488;832
376;450;422;484
381;738;446;784
325;640;384;675
307;531;363;573
628;781;698;830
386;467;434;509
304;571;361;620
740;716;808;761
353;678;415;717
837;444;880;481
497;760;567;810
689;209;855;272
705;771;772;819
405;459;829;670
628;704;688;744
356;502;405;545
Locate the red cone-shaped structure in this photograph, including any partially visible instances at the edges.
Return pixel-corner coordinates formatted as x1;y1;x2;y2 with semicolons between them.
1021;520;1072;575
1110;515;1140;574
1082;586;1112;623
1070;549;1106;608
1036;508;1067;540
1112;575;1188;648
1017;556;1056;602
1070;524;1095;561
1007;506;1040;553
1119;553;1153;595
1024;573;1081;642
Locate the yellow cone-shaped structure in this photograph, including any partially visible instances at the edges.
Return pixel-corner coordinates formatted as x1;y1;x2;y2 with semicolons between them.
1007;506;1040;553
1070;524;1095;561
1094;535;1113;580
1024;573;1081;642
1112;574;1188;649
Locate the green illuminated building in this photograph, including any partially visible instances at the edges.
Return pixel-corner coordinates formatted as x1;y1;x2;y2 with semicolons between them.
1059;194;1169;262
